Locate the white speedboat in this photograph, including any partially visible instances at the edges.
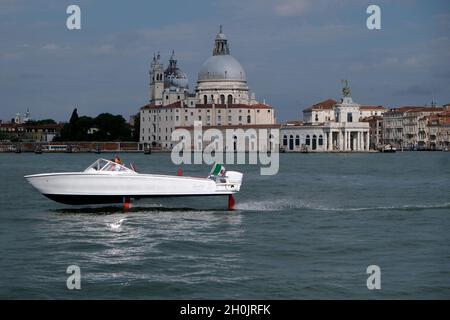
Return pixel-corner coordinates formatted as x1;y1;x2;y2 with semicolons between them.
25;159;243;209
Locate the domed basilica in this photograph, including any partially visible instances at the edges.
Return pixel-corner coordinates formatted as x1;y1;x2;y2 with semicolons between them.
140;26;278;149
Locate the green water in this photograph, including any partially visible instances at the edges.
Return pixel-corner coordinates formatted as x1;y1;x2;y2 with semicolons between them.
0;152;449;298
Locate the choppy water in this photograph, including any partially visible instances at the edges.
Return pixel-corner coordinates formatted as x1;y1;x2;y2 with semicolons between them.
0;152;449;299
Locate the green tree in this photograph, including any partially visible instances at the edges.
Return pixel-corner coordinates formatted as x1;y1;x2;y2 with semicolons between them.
26;119;57;125
69;108;79;125
93;113;132;141
132;112;140;142
56;109;132;142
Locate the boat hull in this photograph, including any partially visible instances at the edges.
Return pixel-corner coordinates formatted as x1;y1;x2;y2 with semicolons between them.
25;172;241;205
42;193;228;205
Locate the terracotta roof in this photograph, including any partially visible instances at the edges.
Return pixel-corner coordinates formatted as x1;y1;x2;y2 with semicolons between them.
406;107;443;113
176;124;281;130
360;105;387;110
140;102;177;110
195;103;273;109
303;99;337;112
426;113;450;126
389;106;444;113
141;102;273;110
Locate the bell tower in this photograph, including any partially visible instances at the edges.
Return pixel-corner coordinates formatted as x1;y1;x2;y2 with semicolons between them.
149;52;164;105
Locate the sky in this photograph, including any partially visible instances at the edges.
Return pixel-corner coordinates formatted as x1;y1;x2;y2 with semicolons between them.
0;0;449;123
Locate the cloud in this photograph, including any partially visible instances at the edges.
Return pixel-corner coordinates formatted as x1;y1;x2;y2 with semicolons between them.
40;43;60;51
93;44;115;54
394;84;435;97
274;0;309;16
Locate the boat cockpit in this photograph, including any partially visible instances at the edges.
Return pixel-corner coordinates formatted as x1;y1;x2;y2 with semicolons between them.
84;158;137;174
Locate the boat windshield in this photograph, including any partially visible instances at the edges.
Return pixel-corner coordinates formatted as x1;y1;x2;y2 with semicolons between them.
84;158;135;173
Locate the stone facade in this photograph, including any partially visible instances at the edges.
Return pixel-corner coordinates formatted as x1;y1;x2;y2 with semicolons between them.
140;27;276;150
281;85;371;152
383;106;445;149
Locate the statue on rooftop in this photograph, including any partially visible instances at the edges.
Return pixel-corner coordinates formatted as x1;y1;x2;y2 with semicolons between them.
342;79;351;97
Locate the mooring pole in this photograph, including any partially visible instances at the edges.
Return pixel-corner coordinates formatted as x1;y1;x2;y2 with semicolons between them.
228;194;235;211
123;197;131;212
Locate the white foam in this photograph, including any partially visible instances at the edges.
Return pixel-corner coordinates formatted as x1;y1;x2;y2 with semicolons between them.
107;218;126;230
235;199;450;212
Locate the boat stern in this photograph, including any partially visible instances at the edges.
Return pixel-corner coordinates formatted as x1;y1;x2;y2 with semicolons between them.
225;171;243;192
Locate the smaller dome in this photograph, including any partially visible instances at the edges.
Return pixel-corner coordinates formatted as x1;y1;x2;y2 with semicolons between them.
165;71;189;89
164;51;189;89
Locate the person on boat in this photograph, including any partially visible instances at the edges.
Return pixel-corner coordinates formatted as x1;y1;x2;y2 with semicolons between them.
113;156;123;165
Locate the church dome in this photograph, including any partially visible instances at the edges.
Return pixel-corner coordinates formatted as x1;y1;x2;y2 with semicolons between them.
198;55;246;82
197;26;246;83
164;51;189;89
165;69;188;88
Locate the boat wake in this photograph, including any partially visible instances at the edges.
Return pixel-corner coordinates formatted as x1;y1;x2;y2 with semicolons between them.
107;218;126;230
235;199;450;213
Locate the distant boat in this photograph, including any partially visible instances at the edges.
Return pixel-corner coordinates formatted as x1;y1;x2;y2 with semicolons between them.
380;144;396;153
143;146;151;154
42;145;68;153
34;146;42;154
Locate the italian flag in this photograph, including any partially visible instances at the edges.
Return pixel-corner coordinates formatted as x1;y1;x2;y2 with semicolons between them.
210;163;226;176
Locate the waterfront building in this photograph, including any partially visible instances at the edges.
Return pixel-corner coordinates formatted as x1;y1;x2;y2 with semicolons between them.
280;81;370;152
422;111;450;150
139;26;277;150
0;122;63;142
359;105;387;119
362;115;384;149
383;106;444;149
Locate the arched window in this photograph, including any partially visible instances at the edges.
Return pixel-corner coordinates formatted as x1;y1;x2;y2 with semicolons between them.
227;94;233;104
306;135;311;145
283;135;288;146
289;135;294;150
211;95;214;103
312;135;317;150
347;112;353;122
295;135;300;146
247;115;251;124
315;114;319;122
318;135;323;146
220;94;225;104
268;134;274;150
203;95;207;104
